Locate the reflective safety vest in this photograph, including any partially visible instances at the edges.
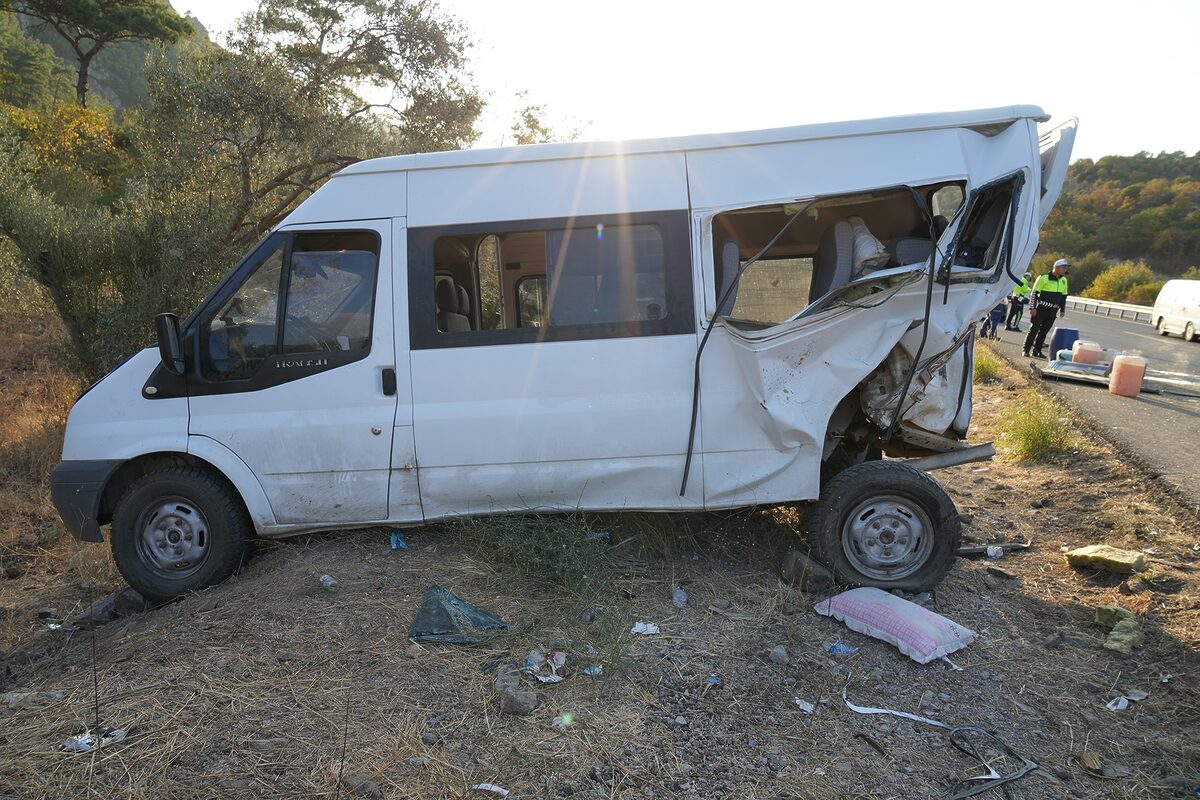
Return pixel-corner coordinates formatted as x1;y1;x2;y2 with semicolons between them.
1032;273;1068;311
1011;278;1031;298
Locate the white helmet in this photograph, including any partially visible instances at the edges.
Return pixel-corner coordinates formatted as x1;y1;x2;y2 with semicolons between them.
1053;258;1071;269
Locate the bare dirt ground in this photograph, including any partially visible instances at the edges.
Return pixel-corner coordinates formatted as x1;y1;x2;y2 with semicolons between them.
1;336;1199;799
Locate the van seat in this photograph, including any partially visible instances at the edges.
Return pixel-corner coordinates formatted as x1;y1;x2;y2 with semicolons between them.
811;220;854;299
436;279;470;332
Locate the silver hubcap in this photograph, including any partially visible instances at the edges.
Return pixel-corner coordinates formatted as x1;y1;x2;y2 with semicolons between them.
841;495;934;581
138;498;209;575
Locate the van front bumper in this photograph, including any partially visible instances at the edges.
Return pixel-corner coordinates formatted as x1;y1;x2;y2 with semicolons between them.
49;460;123;543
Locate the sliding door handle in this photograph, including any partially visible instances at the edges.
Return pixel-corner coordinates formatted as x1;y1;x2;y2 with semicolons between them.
382;367;397;396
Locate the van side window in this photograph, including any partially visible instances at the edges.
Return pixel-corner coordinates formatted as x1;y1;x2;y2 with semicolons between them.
409;211;691;349
948;176;1020;272
202;231;380;380
711;184;961;330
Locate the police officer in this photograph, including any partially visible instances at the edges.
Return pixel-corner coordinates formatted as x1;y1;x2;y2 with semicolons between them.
1005;271;1031;330
1023;258;1070;358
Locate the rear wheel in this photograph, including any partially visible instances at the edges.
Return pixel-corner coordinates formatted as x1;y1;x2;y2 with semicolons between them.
1186;322;1197;342
111;466;250;602
1157;318;1169;336
808;461;960;592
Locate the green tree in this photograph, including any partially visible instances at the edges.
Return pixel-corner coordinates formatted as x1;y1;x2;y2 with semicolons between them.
510;90;585;145
8;0;192;106
0;11;71;105
1181;266;1200;280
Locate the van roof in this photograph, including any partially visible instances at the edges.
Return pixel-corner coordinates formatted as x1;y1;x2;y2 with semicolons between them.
338;105;1049;177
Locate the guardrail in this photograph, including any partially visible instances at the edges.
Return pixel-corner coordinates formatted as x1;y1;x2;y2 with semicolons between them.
1065;297;1154;323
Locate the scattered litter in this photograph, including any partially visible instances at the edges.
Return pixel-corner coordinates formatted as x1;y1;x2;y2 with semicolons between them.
525;648;567;683
630;622;660;635
958;541;1031;558
390;531;408;550
1094;605;1143;654
671;585;688;608
985;545;1005;559
816;587;975;665
311;571;338;592
4;689;66;710
585;530;611;544
843;687;949;728
828;640;859;656
1065;544;1146;574
471;784;510;797
583;664;604;677
1160;673;1174;684
707;676;721;686
793;698;815;714
769;644;790;665
495;663;538;716
551;712;575;732
57;726;127;753
1107;688;1149;712
409;586;508;644
37;612;65;630
971;466;991;473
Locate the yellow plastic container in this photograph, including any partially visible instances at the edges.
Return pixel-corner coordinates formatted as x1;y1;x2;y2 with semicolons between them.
1072;340;1104;365
1108;352;1147;397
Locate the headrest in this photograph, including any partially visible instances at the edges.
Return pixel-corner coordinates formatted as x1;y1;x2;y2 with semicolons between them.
456;285;470;316
435;279;458;312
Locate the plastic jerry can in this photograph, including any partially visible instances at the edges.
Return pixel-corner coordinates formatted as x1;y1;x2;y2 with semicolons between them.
1108;352;1147;397
1072;340;1104;365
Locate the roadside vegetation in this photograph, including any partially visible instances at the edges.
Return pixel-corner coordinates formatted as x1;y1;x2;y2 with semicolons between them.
973;343;1002;383
999;389;1077;462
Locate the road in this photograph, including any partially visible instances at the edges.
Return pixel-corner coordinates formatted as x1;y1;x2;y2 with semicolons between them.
988;310;1200;509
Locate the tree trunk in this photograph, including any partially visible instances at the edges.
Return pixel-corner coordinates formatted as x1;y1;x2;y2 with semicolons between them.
75;51;92;106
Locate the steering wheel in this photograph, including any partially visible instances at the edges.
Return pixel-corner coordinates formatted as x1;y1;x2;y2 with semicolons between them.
285;314;341;353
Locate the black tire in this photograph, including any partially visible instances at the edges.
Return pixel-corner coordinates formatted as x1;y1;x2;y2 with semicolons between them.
1186;322;1197;342
808;461;960;592
1157;318;1169;336
111;466;250;602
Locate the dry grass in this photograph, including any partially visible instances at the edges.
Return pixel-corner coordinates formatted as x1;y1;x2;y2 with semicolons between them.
997;388;1078;462
1;308;1199;798
973;343;1003;384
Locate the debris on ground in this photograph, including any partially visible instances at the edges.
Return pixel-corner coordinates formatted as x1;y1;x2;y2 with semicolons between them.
583;664;603;677
551;713;575;732
525;648;567;683
1066;544;1146;574
957;541;1031;558
390;531;407;550
495;662;538;716
1107;688;1149;711
1095;604;1144;654
57;725;127;753
36;611;66;630
779;550;834;591
985;545;1005;559
768;644;789;665
793;697;815;714
3;689;65;710
471;784;510;797
671;585;688;608
310;571;338;592
409;586;508;644
828;640;858;656
630;621;660;635
816;587;975;664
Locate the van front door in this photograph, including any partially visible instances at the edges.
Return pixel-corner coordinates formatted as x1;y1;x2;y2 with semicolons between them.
188;219;408;526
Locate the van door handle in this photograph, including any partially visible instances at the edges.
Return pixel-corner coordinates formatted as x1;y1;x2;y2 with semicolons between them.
382;367;397;396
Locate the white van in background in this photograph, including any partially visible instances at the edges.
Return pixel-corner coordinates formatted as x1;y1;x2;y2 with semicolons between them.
1154;279;1200;341
50;106;1075;601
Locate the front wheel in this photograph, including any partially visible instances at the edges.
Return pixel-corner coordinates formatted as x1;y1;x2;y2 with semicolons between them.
111;466;251;602
808;461;960;592
1186;322;1197;342
1157;318;1169;336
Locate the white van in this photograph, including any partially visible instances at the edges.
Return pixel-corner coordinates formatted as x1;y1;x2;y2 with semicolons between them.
51;106;1075;601
1153;279;1200;341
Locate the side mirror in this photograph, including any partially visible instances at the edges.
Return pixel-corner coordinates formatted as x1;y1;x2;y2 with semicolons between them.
155;313;184;376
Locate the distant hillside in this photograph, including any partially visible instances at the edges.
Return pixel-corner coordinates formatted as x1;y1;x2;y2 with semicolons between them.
1042;151;1200;274
15;5;208;110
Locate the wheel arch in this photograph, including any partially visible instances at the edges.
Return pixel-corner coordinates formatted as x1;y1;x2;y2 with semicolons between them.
98;444;275;534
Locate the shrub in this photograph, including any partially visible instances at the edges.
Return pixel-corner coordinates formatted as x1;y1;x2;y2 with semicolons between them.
1126;281;1166;305
1081;261;1161;303
974;346;1002;383
1000;390;1075;462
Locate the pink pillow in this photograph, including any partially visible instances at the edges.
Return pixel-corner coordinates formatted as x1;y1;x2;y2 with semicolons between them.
815;587;975;664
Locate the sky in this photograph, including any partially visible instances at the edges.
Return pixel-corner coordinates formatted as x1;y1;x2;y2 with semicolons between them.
186;0;1200;162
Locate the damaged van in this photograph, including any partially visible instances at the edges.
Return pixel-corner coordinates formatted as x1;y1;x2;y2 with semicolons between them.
51;106;1075;601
